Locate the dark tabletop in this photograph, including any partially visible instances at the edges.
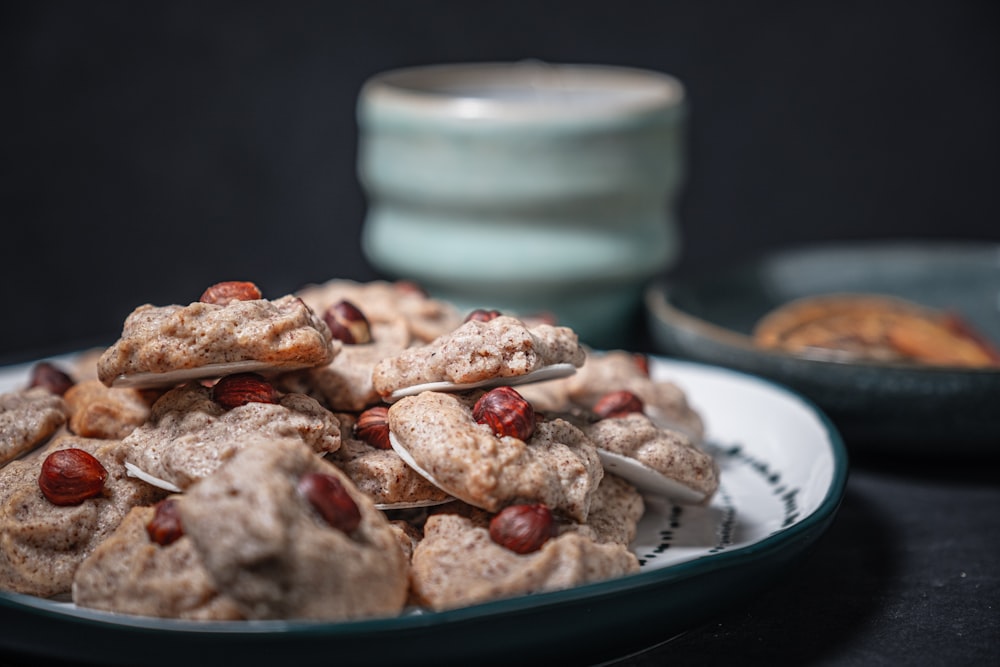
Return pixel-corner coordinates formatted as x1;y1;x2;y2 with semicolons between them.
611;448;1000;667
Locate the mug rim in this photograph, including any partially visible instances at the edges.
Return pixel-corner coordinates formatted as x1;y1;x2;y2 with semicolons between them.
358;60;685;123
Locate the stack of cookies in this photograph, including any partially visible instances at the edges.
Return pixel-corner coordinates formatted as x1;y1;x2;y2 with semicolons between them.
0;279;719;618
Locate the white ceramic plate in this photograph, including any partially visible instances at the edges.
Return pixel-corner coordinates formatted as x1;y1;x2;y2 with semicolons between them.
0;355;847;667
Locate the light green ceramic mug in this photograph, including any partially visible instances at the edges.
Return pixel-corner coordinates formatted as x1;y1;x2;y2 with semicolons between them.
357;61;686;348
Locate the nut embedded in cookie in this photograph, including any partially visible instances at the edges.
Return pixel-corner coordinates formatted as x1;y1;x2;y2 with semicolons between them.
409;509;639;611
72;501;245;620
327;410;453;510
387;390;603;522
177;437;411;620
0;435;168;597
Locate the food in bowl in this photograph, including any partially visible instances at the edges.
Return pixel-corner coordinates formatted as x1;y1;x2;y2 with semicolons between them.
753;293;1000;367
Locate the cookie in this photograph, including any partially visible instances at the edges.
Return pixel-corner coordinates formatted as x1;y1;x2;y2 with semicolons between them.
296;278;462;345
98;292;336;388
178;437;410;620
409;510;638;611
72;501;244;620
521;349;705;442
63;379;157;440
327;411;453;509
372;315;585;401
562;473;645;546
121;378;341;492
0;435;167;597
387;390;602;522
583;412;719;505
278;318;411;412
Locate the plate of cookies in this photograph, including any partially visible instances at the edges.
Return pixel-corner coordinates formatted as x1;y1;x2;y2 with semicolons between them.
645;240;1000;454
0;278;846;666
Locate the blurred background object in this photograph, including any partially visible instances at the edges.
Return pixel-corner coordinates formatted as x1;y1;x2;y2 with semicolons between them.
358;61;686;347
1;0;998;361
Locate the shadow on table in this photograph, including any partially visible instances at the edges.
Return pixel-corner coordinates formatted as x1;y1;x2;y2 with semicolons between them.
847;445;1000;486
608;481;897;666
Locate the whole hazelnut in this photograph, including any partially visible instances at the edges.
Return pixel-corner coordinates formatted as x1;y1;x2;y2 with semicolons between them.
146;498;184;546
489;503;555;554
199;281;262;305
472;386;536;441
324;300;373;344
298;471;362;533
593;390;644;420
38;448;108;506
353;406;391;449
28;361;75;396
212;373;278;409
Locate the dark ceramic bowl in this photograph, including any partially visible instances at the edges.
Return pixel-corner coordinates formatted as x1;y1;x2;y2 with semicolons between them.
645;240;1000;454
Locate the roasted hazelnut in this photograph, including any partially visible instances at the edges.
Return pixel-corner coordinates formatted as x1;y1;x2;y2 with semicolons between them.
489;503;555;554
472;386;536;441
464;308;502;323
212;373;278;409
298;471;362;533
28;361;75;396
324;300;372;344
146;498;184;546
199;281;262;305
38;448;108;506
353;406;391;449
593;390;644;420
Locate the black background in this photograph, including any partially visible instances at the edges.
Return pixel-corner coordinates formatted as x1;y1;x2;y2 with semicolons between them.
1;0;998;362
